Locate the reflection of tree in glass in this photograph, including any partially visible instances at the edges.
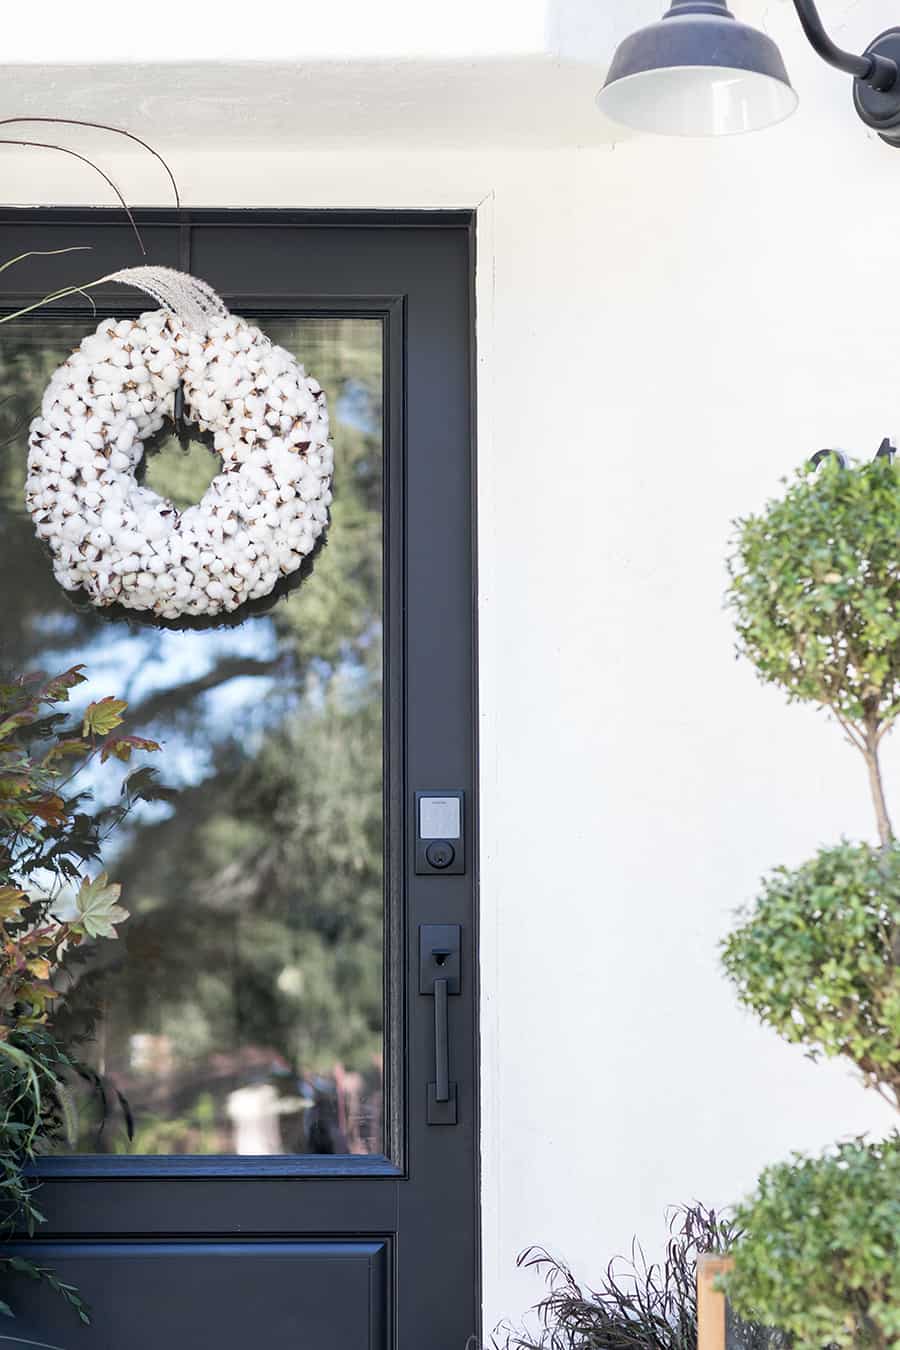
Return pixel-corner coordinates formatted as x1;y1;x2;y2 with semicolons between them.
0;317;385;1155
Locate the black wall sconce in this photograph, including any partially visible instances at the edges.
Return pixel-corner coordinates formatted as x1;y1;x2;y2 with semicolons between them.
596;0;900;145
811;439;897;469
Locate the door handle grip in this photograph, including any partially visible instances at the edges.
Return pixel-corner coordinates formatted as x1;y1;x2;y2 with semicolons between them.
419;926;460;1124
434;977;449;1102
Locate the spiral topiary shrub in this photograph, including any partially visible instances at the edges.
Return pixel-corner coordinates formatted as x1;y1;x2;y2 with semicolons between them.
721;453;900;1349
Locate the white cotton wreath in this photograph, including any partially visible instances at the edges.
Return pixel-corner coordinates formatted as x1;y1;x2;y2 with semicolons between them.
25;268;333;621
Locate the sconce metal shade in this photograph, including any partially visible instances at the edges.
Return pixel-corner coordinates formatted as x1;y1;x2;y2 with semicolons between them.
597;1;798;137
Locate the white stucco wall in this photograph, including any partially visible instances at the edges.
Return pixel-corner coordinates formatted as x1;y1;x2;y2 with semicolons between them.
3;0;900;1337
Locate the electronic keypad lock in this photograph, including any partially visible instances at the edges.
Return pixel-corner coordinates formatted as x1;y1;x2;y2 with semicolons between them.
415;790;465;875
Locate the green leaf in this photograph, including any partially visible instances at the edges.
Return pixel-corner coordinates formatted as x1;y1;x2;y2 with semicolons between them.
0;712;35;742
99;734;160;765
73;871;128;940
6;1257;40;1277
0;886;27;921
81;698;127;739
121;765;176;804
39;664;87;705
41;738;89;766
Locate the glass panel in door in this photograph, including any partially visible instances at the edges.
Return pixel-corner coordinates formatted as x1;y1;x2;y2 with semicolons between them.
0;315;384;1157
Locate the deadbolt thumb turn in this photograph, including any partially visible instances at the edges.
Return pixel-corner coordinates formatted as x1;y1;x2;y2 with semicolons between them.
419;924;461;1126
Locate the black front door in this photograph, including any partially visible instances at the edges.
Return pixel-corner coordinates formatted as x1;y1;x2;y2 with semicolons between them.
0;210;478;1350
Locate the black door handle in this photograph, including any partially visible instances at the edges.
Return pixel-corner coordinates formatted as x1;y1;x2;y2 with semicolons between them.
419;925;461;1125
434;977;449;1102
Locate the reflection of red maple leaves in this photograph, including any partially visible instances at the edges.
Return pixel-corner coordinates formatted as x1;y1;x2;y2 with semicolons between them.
0;666;161;1037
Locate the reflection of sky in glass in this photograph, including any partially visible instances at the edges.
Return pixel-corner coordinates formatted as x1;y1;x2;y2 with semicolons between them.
37;606;285;817
337;379;378;433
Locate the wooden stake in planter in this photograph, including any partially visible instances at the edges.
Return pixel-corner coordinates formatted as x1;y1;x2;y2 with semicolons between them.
697;1255;734;1350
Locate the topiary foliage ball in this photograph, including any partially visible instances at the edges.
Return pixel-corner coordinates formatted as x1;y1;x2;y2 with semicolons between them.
725;1136;900;1350
721;841;900;1107
727;456;900;727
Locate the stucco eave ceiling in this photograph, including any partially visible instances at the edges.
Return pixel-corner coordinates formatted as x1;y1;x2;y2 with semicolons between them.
0;57;619;150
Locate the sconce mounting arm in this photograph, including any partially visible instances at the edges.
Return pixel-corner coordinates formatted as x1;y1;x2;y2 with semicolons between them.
791;0;897;90
788;0;900;145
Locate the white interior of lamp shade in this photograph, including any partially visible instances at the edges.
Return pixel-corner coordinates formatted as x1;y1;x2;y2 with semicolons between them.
597;65;799;137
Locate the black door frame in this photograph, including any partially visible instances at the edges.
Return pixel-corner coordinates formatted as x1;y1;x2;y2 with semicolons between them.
0;208;481;1350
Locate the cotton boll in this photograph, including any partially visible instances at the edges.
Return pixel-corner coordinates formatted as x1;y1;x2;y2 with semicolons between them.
82;336;111;361
241;461;271;492
142;512;169;541
117;530;144;555
61;515;86;542
67;442;94;469
116;423;137;452
109;450;133;474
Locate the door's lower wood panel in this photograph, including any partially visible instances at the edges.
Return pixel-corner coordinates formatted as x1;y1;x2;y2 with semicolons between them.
5;1240;388;1349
